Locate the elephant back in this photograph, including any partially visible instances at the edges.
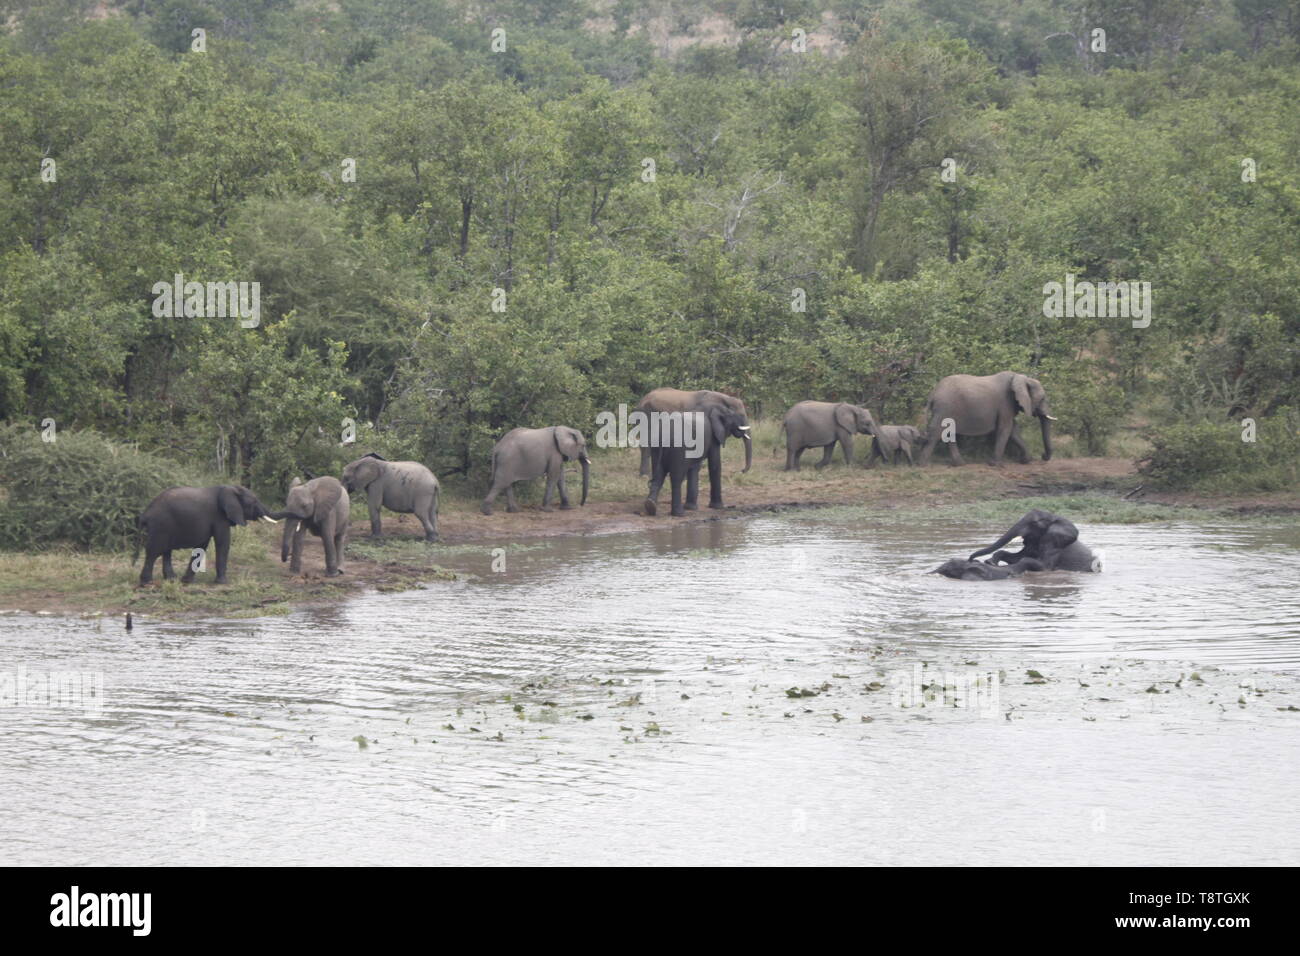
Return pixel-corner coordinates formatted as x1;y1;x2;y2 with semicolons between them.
1057;539;1102;572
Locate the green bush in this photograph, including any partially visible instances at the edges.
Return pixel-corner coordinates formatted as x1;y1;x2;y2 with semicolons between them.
0;425;207;551
1139;411;1300;491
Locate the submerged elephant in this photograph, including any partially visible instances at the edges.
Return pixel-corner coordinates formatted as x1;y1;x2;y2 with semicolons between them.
136;485;277;586
781;401;876;470
932;557;1045;580
481;426;591;515
968;509;1102;572
276;476;350;576
636;388;752;477
645;403;751;517
917;371;1058;466
867;424;924;467
341;453;440;542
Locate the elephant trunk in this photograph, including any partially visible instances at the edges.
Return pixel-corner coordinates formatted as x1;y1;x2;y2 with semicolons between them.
741;432;752;473
1039;414;1053;462
281;518;297;563
969;518;1028;560
580;457;590;506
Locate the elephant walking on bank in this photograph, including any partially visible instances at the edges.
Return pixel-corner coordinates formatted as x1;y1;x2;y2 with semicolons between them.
277;476;350;576
636;388;752;477
781;401;877;470
136;485;277;586
481;426;591;515
867;425;924;467
917;371;1057;466
968;509;1102;572
341;454;440;542
644;402;751;516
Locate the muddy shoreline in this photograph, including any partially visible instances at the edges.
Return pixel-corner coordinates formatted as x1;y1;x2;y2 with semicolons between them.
3;456;1297;620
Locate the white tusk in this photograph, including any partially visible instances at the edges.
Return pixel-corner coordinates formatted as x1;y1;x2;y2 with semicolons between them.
261;515;280;524
739;426;752;432
1044;415;1058;421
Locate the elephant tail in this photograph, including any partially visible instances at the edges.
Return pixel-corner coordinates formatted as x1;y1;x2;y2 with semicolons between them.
131;515;146;564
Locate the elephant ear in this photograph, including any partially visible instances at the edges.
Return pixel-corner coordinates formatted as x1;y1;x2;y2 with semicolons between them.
289;476;303;489
833;403;856;433
708;406;728;445
219;486;247;526
1010;374;1032;415
553;426;581;460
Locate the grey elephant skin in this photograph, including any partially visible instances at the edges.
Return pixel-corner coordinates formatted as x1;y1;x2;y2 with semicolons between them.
136;485;275;586
781;401;877;470
918;371;1058;466
636;388;752;477
276;476;350;576
867;424;923;466
342;454;440;542
932;557;1044;580
482;426;591;515
644;403;751;517
968;509;1101;572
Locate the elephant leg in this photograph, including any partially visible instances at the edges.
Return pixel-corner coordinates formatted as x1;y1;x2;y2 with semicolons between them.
815;442;835;469
791;446;805;471
639;445;651;478
644;449;668;515
212;529;230;584
180;545;197;584
140;549;160;585
946;435;965;466
991;418;1013;465
706;444;724;509
367;492;384;537
505;485;519;513
423;493;439;543
541;473;555;512
840;434;854;466
684;464;699;510
334;530;348;572
160;551;175;582
1007;426;1031;465
557;467;572;509
902;445;915;466
669;465;686;517
320;521;338;576
481;482;501;516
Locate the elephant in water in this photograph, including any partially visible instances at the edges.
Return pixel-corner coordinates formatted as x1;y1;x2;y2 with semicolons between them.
636;388;752;477
932;557;1045;580
481;426;591;515
276;476;350;576
968;509;1102;572
917;371;1057;466
341;454;440;542
136;485;277;586
867;424;924;467
781;401;876;470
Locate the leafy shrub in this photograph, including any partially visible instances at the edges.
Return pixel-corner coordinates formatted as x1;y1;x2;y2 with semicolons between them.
1139;411;1300;491
0;425;207;551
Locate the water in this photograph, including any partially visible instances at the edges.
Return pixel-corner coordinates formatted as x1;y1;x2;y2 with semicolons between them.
3;515;1300;865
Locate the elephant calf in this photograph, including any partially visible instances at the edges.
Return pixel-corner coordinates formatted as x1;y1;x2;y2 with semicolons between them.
867;425;924;467
342;454;440;542
482;426;590;515
277;476;350;576
782;401;877;470
137;485;277;586
933;557;1045;580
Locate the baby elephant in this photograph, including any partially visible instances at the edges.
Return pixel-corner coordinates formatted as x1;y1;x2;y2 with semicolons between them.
341;453;440;542
482;426;591;515
932;557;1046;580
867;425;924;466
277;476;350;576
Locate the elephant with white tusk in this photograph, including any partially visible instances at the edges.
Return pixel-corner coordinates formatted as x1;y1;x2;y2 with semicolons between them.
781;401;877;470
274;476;350;576
341;453;440;542
644;404;750;517
917;371;1057;467
635;388;752;477
481;426;591;516
866;425;924;467
135;484;276;586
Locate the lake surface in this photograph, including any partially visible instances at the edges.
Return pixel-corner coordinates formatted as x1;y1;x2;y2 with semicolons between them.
3;515;1299;865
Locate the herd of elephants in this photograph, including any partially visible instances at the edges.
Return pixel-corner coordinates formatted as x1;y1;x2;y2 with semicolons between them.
133;370;1102;587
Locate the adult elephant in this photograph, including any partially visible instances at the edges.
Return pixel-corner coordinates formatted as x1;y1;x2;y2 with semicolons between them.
917;371;1058;466
481;426;591;516
341;453;440;542
136;485;277;586
644;402;751;517
277;476;350;576
781;401;876;470
867;424;924;467
636;388;752;477
968;509;1102;572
